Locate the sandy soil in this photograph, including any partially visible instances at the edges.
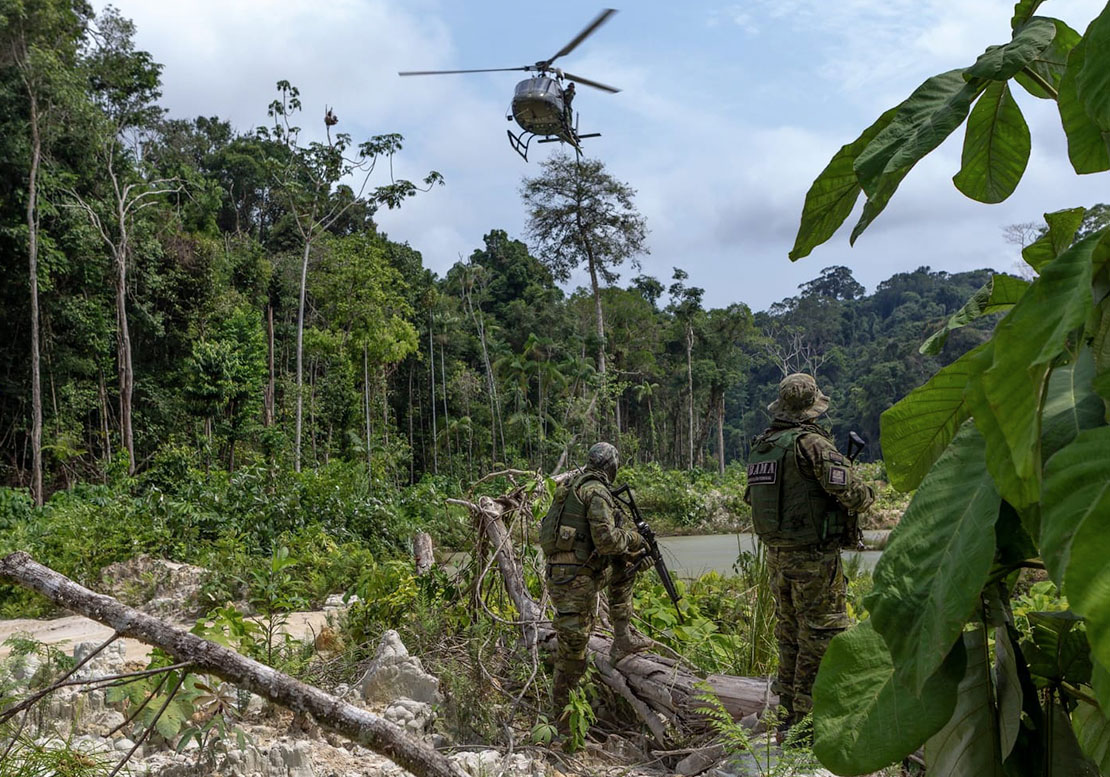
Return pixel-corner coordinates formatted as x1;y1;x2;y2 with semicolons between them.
0;610;332;663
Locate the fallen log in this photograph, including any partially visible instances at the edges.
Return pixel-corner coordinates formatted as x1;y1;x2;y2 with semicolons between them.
450;484;776;745
0;551;466;777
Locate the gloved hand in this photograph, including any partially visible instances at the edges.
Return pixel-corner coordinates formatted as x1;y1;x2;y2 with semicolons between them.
636;521;655;546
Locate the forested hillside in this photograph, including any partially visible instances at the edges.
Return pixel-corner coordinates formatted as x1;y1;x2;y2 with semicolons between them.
1;3;1004;504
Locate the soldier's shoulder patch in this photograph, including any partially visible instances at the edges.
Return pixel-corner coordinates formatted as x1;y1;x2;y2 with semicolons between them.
827;465;848;486
747;460;778;485
824;450;847;465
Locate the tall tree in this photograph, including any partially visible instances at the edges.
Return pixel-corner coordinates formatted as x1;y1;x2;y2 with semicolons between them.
521;154;647;428
261;80;440;472
0;0;90;503
67;7;170;474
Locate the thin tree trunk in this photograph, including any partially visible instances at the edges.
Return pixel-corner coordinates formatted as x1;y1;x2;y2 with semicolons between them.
98;368;111;472
428;315;437;474
294;238;311;472
27;93;43;506
408;365;415;483
264;303;275;427
440;340;450;461
717;393;726;475
114;241;135;474
686;323;694;470
364;345;372;482
0;552;466;777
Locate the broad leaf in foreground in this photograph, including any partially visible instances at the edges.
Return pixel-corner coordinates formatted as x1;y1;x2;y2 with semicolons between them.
812;621;964;776
880;342;988;491
995;626;1023;760
1058;34;1110;174
1041;427;1110;591
1056;427;1110;671
1040;348;1103;462
1022;207;1086;272
1014;18;1081;99
866;422;1000;694
953;81;1030;203
1073;702;1110;775
789;107;899;261
977;233;1098;506
964;18;1056;82
1075;4;1110;130
920;275;1028;355
925;627;1005;777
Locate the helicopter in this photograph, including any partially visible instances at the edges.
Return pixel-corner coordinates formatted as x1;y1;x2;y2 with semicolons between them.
399;9;621;161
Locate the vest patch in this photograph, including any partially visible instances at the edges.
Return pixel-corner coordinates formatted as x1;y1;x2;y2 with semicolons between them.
747;460;778;485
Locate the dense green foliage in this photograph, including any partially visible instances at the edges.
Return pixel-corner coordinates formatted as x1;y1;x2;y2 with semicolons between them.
796;3;1110;775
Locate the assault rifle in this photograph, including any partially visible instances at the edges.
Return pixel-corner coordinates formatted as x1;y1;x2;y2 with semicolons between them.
610;484;684;624
845;431;867;550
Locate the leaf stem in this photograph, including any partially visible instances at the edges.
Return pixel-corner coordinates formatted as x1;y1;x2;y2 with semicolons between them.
1020;66;1058;100
1060;681;1101;709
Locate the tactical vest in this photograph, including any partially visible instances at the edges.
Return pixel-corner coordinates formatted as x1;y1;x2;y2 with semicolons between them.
539;471;604;567
746;427;846;548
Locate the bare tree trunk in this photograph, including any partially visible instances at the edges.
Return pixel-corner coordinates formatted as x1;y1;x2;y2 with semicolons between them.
294;239;311;472
686;323;694;470
0;552;466;777
264;303;275;427
364;345;372;481
413;532;435;576
717;393;726;475
27;93;43;506
428;315;438;474
440;340;450;461
114;241;135;474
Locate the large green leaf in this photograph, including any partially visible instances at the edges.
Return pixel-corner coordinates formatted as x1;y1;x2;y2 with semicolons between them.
812;620;965;776
1058;34;1110;174
1048;704;1100;776
1014;19;1081;99
789;107;899;261
850;71;983;241
1010;0;1047;31
920;275;1029;355
881;342;989;491
1076;5;1110;130
1073;702;1110;774
965;343;1041;510
1057;427;1110;672
965;18;1056;82
866;422;1000;694
1022;207;1087;273
953;82;1030;203
974;233;1099;507
1093;660;1110;718
1041;427;1110;593
925;627;1006;777
1023;610;1093;686
995;625;1023;760
1041;348;1103;462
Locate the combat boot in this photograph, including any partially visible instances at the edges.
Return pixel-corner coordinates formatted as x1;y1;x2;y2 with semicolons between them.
611;618;653;662
552;659;586;735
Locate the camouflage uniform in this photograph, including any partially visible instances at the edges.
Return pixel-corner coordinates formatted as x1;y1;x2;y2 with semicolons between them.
745;374;874;725
541;442;648;727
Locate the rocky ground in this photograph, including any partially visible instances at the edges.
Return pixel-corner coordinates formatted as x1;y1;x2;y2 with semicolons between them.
0;557;838;777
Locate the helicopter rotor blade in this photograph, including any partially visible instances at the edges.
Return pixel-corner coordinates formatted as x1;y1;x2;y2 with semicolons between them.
398;67;530;76
540;8;617;69
562;71;621;93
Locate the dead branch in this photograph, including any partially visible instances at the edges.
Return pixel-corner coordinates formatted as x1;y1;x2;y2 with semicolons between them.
0;552;466;777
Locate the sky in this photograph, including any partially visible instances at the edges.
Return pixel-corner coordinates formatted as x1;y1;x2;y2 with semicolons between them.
97;0;1109;311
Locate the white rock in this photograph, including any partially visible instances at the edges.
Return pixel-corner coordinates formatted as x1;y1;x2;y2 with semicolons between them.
359;631;441;706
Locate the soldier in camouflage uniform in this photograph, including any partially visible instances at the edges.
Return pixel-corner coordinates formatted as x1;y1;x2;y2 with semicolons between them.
744;374;874;731
540;442;652;728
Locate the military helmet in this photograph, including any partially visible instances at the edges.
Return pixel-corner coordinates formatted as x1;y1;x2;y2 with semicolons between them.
586;442;619;482
767;373;830;422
